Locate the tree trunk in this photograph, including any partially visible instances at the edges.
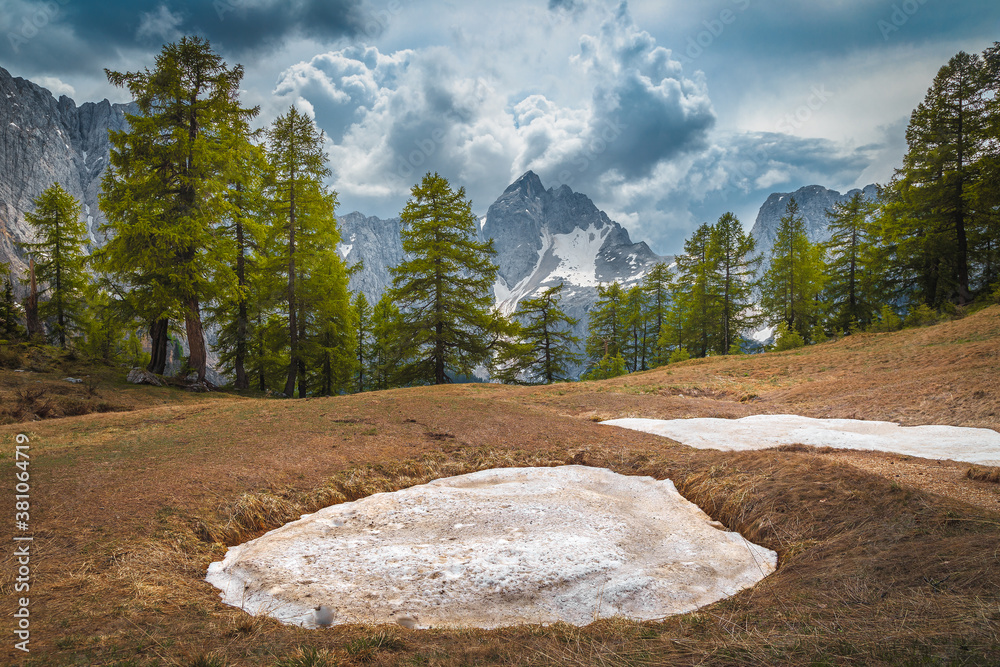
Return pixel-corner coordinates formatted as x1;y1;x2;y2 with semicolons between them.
24;259;43;341
234;215;249;390
148;318;169;375
296;293;307;398
257;318;267;392
185;297;207;383
284;179;298;397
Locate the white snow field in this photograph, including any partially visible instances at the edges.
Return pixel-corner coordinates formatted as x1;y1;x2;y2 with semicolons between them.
206;466;776;629
602;415;1000;466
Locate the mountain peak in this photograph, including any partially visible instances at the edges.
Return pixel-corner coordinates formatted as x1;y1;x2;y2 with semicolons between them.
504;170;546;198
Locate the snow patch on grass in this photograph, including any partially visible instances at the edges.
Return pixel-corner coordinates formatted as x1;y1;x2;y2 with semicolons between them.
206;466;776;629
604;415;1000;466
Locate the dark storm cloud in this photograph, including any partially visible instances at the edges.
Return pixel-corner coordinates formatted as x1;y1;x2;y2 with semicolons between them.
528;2;715;190
591;72;714;179
1;0;367;74
678;0;1000;62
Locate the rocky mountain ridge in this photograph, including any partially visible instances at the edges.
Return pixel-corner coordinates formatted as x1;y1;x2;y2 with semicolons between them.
749;183;879;264
0;66;132;282
483;171;667;315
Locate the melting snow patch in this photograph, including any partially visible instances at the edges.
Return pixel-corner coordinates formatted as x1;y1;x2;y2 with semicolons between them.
206;466;776;629
603;415;1000;466
338;244;353;259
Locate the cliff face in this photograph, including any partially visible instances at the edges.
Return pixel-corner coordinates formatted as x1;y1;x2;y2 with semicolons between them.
336;212;405;303
0;66;132;285
749;183;879;269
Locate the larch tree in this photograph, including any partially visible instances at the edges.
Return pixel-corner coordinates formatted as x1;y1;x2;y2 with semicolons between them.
390;172;500;385
824;192;880;333
209;138;269;390
99;36;258;380
761;198;826;340
353;291;373;393
971;42;1000;291
585;281;627;371
708;212;759;354
1;262;23;339
641;262;675;366
265;105;350;397
22;183;90;348
622;284;650;372
370;292;407;390
493;283;580;385
676;222;721;357
891;50;988;305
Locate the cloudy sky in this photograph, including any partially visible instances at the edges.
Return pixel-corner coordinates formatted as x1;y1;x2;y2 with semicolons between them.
2;0;997;254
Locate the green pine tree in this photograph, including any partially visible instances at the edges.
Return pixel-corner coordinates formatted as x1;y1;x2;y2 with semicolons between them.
0;262;23;340
708;212;759;354
581;353;627;381
824;192;880;333
970;42;1000;292
676;222;722;357
641;262;675;366
492;283;580;384
761;198;826;340
889;48;997;306
265;105;350;397
657;275;689;362
622;284;650;372
370;292;407;390
78;281;138;364
352;291;373;393
208;139;270;390
585;281;627;372
390;172;500;385
98;36;259;379
22;183;90;348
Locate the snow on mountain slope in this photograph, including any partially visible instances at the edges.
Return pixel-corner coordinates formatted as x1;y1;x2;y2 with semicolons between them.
484;172;668;318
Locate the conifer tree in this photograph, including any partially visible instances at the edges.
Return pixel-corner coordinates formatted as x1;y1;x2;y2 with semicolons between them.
308;257;353;397
265;105;350;397
370;292;406;390
492;283;580;384
657;283;689;362
642;262;675;366
622;284;650;371
353;292;373;393
585;281;627;371
79;283;137;364
581;352;627;381
971;42;1000;291
99;36;258;379
761;198;826;339
824;192;880;333
209;139;269;389
708;212;759;354
390;172;500;385
22;183;89;348
0;262;22;339
889;48;997;305
676;222;721;357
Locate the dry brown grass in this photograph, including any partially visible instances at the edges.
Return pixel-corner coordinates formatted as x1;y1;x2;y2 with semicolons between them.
514;305;1000;430
1;309;999;666
0;343;240;425
967;465;1000;484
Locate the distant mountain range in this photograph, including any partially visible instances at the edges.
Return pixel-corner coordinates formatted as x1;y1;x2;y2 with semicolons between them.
0;65;877;375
